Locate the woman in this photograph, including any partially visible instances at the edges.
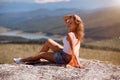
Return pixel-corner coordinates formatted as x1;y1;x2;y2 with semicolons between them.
13;14;85;68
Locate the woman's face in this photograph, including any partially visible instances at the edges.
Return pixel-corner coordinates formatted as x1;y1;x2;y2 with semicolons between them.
65;18;76;32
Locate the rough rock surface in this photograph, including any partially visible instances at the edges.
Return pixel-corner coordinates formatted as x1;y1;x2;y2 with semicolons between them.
0;59;120;80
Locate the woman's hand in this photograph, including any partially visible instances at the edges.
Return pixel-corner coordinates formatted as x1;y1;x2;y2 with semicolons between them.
64;64;73;68
75;64;85;69
64;64;85;69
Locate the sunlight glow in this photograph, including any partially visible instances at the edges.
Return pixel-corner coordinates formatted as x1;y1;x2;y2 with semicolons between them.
113;0;120;5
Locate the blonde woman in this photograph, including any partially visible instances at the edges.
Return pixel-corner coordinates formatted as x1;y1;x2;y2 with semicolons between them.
13;14;85;68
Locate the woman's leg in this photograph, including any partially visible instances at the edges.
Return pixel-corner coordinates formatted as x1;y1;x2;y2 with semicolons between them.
21;39;63;62
22;52;55;63
40;38;63;52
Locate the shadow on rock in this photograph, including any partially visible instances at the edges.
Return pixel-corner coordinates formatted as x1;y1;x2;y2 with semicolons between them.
26;60;62;67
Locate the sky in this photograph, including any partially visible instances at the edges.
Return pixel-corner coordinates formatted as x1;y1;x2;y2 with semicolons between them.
0;0;120;5
0;0;70;3
0;0;120;13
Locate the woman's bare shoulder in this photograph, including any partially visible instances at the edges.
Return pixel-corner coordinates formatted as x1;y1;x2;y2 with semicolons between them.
67;32;75;39
68;32;74;35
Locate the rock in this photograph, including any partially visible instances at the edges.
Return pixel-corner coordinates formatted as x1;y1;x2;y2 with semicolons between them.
0;59;120;80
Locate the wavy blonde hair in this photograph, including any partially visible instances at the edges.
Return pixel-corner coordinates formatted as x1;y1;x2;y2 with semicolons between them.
63;14;84;42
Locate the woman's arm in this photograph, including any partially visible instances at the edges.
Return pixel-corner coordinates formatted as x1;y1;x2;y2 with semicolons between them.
66;33;79;67
66;32;84;68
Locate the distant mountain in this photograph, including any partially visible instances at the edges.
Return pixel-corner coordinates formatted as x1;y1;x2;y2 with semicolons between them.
0;6;120;40
0;1;113;13
83;7;120;40
82;7;120;28
85;23;120;40
0;8;85;30
0;3;44;13
0;2;90;14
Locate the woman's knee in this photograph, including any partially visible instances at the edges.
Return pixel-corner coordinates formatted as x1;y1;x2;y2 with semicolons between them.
46;38;63;51
46;38;55;46
44;38;52;46
47;38;54;43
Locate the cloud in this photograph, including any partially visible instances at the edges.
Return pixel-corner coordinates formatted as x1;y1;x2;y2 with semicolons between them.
0;0;34;3
34;0;70;3
0;0;70;3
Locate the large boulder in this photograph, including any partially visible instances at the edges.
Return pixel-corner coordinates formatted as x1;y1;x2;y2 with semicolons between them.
0;59;120;80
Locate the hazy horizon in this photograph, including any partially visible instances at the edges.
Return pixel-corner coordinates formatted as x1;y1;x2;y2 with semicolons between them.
0;0;120;13
0;0;120;40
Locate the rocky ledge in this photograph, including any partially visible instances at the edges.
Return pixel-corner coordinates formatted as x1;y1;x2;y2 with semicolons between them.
0;59;120;80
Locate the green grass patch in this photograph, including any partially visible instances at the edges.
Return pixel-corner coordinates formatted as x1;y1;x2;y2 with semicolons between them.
80;48;120;65
0;44;120;65
83;39;120;52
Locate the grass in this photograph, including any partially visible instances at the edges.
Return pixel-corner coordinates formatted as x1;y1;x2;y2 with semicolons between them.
80;48;120;65
0;44;120;65
0;44;42;64
83;39;120;52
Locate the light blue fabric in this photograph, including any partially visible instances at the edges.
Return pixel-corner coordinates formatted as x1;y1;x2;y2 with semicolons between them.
54;50;66;64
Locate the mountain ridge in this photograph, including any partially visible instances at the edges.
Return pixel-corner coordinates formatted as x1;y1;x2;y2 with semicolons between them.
0;6;120;40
